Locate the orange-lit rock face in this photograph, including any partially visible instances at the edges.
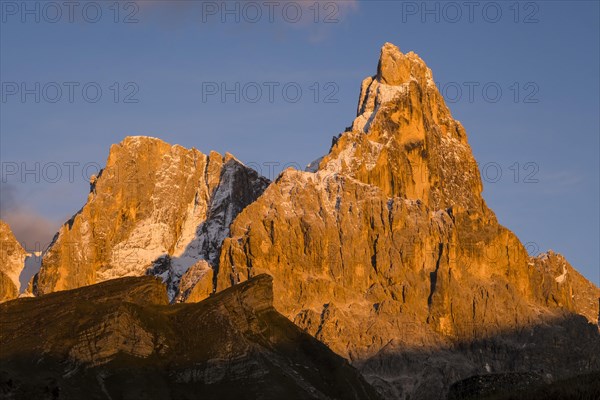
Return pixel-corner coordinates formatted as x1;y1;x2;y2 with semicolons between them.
218;171;598;358
324;43;483;212
216;43;599;369
0;220;26;302
34;137;269;300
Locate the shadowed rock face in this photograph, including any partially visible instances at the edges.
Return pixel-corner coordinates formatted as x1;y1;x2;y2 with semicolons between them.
447;371;600;400
0;220;26;302
0;274;382;400
32;137;269;301
213;43;600;398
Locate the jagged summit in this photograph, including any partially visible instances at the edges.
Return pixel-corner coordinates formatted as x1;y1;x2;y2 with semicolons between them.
377;43;432;86
315;43;483;212
112;135;176;155
214;43;600;398
31;137;270;300
353;43;437;132
120;134;163;143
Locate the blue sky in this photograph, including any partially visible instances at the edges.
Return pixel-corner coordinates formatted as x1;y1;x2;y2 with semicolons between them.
1;0;598;285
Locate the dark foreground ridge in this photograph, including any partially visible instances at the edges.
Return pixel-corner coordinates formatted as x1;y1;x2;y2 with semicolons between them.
0;275;381;400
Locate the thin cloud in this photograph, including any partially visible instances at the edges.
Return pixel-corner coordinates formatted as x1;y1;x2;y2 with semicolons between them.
134;0;359;40
0;183;59;252
538;170;585;195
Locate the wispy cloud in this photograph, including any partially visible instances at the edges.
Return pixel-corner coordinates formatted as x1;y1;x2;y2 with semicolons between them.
134;0;359;41
0;183;59;252
539;170;585;193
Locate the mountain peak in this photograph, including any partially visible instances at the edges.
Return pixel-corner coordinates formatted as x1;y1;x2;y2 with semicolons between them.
376;42;432;87
121;135;163;142
316;43;483;211
32;138;269;298
119;135;166;148
352;43;436;134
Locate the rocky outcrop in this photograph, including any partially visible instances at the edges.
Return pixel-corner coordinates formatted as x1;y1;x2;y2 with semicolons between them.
0;220;26;302
32;137;269;301
0;274;382;400
325;42;486;213
176;259;213;303
529;250;599;321
213;43;600;398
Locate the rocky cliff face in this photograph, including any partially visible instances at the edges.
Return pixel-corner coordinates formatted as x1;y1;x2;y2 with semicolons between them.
1;275;382;400
32;137;269;301
212;43;600;398
322;43;485;213
0;220;26;302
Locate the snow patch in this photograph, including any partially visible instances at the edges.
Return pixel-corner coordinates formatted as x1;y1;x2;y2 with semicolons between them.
352;80;411;133
321;142;357;173
555;264;567;284
305;156;324;173
148;159;269;301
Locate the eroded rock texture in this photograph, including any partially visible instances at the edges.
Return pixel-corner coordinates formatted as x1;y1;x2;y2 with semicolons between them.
213;43;600;398
32;137;269;301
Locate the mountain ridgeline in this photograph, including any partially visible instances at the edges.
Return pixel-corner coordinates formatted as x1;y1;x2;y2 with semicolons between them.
0;275;381;400
1;43;598;400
